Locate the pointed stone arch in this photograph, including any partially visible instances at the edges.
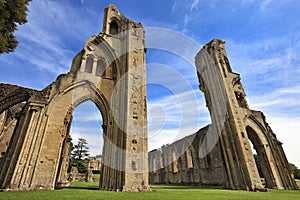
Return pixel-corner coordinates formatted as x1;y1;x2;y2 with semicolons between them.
245;113;297;189
0;4;150;192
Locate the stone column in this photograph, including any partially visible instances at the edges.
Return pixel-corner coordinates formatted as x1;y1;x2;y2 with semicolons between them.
56;135;72;188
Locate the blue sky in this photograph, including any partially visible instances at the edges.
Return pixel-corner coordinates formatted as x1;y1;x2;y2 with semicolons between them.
0;0;300;167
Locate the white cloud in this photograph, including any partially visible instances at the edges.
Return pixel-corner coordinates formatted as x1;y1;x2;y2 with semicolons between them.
11;0;102;75
148;89;210;151
191;0;201;11
224;37;300;166
260;0;273;10
267;116;300;167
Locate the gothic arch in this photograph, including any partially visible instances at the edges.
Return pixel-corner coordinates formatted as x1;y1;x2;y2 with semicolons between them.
53;84;110;188
109;19;120;35
0;89;30;114
84;36;118;80
0;4;150;192
36;80;113;189
245;116;283;189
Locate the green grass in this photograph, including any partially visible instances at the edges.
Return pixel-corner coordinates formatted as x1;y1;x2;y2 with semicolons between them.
92;173;100;179
296;179;300;187
0;183;299;200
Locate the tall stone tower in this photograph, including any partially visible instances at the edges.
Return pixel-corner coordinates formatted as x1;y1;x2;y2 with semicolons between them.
195;39;297;190
99;4;150;192
0;4;150;192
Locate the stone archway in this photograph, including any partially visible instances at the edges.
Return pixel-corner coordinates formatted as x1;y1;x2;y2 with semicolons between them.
0;4;150;192
244;115;296;189
35;82;111;190
55;97;106;188
245;124;278;189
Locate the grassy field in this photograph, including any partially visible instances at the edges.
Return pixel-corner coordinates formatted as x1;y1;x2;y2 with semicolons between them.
0;182;299;200
296;179;300;187
92;173;100;179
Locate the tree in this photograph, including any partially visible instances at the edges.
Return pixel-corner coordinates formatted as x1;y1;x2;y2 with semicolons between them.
71;138;90;160
290;163;300;179
0;0;32;53
69;138;90;173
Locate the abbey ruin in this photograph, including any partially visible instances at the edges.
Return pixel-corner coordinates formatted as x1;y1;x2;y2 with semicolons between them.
149;39;298;190
0;5;150;192
0;4;298;192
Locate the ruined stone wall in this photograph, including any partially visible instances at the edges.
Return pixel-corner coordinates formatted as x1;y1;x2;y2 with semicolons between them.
68;167;93;183
0;103;24;167
88;157;101;171
149;39;298;190
0;4;150;192
149;126;226;186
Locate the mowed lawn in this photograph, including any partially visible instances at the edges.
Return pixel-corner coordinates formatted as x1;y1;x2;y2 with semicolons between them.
0;182;299;200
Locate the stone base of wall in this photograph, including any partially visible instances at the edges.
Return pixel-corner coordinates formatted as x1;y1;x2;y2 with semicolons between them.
68;167;93;182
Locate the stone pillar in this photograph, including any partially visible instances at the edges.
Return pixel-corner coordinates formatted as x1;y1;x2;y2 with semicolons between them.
0;102;47;190
56;135;72;188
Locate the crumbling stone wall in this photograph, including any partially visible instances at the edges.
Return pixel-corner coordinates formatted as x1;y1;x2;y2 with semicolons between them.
149;126;226;186
68;167;93;183
149;39;298;190
0;4;150;192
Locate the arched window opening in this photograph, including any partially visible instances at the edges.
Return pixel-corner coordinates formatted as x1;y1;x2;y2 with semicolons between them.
85;55;94;73
96;58;106;77
56;101;103;189
109;21;119;35
224;56;232;73
172;152;178;173
186;149;193;169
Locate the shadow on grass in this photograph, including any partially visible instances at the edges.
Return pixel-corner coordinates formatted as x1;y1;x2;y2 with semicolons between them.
56;182;100;191
150;184;223;190
57;186;99;190
57;183;222;191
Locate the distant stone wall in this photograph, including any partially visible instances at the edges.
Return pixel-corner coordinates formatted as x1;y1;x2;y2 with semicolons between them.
68;167;93;182
149;126;226;186
149;39;298;191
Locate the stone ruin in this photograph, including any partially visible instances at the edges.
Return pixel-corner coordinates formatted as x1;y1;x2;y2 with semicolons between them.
0;4;298;192
68;167;93;183
0;4;150;192
149;39;298;190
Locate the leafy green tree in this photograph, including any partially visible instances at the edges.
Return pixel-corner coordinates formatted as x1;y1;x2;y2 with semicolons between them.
290;163;300;179
69;138;90;173
0;0;31;53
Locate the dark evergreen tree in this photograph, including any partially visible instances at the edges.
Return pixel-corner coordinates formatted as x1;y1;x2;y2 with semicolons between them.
0;0;31;53
69;138;90;173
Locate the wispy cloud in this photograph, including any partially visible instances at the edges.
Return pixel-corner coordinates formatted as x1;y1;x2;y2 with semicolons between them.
226;35;300;88
148;89;210;151
260;0;273;10
3;0;102;76
191;0;201;11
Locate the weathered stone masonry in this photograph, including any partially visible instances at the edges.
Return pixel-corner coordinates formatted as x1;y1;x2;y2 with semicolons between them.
149;39;298;190
0;4;298;192
0;4;150;192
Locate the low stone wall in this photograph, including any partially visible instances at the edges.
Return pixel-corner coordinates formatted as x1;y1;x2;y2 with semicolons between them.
68;167;93;182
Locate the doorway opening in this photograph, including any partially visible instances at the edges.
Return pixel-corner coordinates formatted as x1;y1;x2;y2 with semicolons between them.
56;100;103;189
